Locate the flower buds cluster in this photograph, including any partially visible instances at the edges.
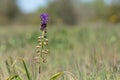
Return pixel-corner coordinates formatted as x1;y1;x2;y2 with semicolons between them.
34;35;49;63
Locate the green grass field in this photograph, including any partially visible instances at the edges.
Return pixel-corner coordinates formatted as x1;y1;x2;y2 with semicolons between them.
0;25;120;80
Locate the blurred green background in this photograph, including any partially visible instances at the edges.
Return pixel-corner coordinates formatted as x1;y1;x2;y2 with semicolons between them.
0;0;120;80
0;0;120;25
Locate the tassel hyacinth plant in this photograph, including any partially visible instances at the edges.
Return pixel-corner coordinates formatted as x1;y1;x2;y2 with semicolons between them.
5;13;69;80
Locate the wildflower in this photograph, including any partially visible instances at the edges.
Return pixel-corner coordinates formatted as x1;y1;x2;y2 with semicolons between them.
40;13;48;31
34;13;49;64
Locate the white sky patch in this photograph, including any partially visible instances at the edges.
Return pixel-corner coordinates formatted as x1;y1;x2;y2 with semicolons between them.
17;0;112;13
17;0;47;13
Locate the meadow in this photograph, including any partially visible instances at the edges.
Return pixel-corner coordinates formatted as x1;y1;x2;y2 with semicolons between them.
0;24;120;80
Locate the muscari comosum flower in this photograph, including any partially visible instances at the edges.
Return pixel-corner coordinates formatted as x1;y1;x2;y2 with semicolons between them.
34;13;49;64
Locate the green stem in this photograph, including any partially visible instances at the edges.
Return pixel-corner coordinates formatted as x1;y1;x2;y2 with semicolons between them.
38;31;45;80
40;31;45;61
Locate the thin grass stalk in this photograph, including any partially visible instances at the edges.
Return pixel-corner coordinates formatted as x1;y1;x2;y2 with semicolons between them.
22;59;32;80
5;60;11;75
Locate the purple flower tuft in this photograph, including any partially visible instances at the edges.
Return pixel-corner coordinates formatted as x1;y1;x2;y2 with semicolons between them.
40;13;48;31
40;13;48;24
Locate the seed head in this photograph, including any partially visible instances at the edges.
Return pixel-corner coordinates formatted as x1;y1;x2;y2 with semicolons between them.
43;42;48;45
38;36;43;39
46;49;49;52
36;46;41;48
42;50;45;53
45;39;48;42
38;39;42;42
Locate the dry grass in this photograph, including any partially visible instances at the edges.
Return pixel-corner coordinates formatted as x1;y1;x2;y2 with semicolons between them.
0;24;120;80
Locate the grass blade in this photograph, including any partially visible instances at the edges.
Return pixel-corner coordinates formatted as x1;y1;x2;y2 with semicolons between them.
7;75;22;80
22;59;32;80
49;72;63;80
5;60;11;75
